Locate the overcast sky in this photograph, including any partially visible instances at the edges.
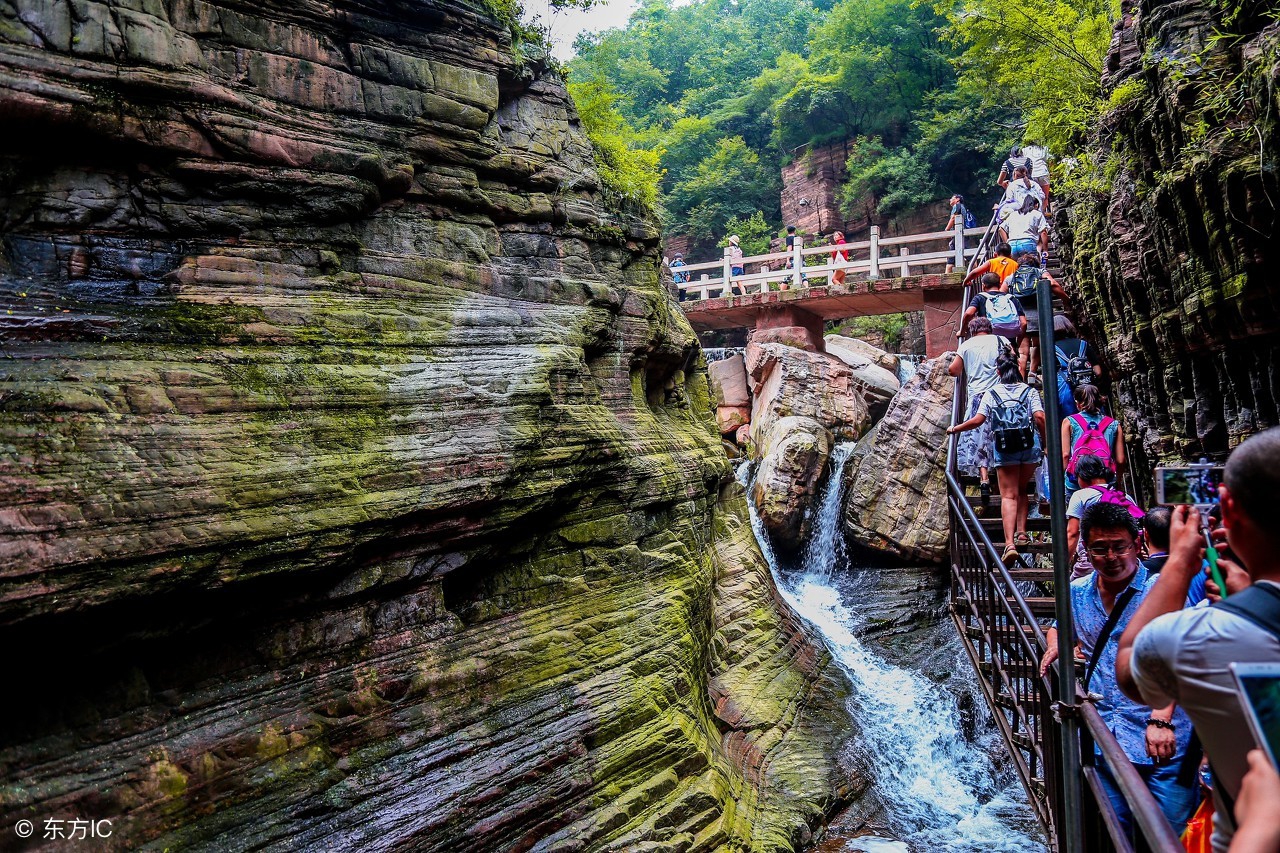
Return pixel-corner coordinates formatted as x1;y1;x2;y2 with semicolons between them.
521;0;642;60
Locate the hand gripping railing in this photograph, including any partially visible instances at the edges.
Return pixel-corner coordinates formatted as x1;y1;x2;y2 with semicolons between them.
944;212;1183;853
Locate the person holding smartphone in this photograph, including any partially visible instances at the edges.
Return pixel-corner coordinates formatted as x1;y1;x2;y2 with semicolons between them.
1116;427;1280;853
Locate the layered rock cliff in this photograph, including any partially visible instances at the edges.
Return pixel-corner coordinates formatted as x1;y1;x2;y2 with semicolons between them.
0;1;852;848
1060;0;1280;475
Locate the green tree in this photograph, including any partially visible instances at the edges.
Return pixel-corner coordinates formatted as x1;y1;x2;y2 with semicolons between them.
722;211;775;256
667;137;778;253
567;77;664;209
937;0;1117;155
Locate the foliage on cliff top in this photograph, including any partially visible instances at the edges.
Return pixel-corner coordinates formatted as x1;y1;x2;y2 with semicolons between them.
936;0;1118;185
569;0;1011;253
568;77;663;210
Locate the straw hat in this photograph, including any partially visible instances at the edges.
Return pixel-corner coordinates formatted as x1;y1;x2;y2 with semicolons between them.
728;235;740;245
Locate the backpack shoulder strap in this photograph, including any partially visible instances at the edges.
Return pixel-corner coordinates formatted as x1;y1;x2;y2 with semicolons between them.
1084;585;1139;691
1098;415;1115;431
1078;340;1089;358
1069;413;1088;431
1215;583;1280;645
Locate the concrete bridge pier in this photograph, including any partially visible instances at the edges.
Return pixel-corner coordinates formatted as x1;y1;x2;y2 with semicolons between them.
923;285;965;358
754;305;827;352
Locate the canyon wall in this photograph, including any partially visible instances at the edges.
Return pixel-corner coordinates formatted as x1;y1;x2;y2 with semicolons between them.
1060;0;1280;477
0;1;852;848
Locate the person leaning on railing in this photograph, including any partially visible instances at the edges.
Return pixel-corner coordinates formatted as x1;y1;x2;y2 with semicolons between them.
1117;427;1280;853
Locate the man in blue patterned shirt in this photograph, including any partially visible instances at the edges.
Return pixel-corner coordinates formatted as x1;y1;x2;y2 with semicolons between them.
1040;502;1199;838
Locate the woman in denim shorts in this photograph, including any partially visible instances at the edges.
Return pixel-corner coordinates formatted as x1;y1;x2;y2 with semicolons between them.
948;350;1047;564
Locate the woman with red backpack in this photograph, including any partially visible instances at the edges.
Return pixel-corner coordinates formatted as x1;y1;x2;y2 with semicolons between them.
1062;384;1126;498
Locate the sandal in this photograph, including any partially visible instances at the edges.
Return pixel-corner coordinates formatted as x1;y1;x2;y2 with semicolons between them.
979;480;991;507
1002;545;1020;566
1014;532;1031;547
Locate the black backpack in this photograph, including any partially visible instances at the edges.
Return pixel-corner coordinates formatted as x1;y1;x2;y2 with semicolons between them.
989;386;1035;453
1055;340;1094;389
1008;265;1042;299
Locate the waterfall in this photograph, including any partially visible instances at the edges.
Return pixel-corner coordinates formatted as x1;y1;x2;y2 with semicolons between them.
740;446;1046;853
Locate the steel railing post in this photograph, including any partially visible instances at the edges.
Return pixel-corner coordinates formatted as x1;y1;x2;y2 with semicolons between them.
1039;279;1084;853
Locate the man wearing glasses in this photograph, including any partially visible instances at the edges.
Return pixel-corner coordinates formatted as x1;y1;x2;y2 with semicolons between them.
1040;502;1199;839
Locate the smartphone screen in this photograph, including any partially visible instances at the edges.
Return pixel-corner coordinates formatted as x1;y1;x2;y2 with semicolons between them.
1232;663;1280;770
1155;465;1225;507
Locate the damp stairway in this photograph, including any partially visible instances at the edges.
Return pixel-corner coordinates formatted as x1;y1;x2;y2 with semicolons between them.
945;222;1184;853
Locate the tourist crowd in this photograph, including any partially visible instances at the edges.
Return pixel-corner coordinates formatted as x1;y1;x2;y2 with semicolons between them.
942;160;1280;852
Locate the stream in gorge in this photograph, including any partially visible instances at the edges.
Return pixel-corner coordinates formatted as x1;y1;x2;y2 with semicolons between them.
741;444;1048;852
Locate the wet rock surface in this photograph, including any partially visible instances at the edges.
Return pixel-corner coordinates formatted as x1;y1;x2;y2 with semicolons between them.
842;354;955;563
746;343;871;551
1061;0;1280;476
0;2;850;848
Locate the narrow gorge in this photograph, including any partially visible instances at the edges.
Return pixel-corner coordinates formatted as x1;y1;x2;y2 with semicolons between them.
0;1;858;847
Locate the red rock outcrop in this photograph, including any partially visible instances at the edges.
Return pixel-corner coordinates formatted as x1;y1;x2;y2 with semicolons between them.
0;1;852;848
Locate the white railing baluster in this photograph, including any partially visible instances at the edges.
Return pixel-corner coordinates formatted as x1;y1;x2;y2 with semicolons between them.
899;245;910;277
868;225;880;279
954;218;965;269
792;237;803;290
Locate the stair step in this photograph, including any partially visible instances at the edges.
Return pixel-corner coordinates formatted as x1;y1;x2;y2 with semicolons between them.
1006;568;1056;582
979;516;1053;532
1016;597;1057;616
1011;731;1037;752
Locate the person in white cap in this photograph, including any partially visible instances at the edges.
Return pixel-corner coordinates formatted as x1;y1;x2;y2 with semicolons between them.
725;235;744;295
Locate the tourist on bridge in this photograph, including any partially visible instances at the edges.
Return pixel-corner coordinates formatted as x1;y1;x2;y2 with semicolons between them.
946;349;1044;565
1041;502;1199;839
725;235;744;295
783;225;804;289
962;241;1019;289
1118;427;1280;853
945;194;976;273
829;230;848;285
999;195;1049;260
948;317;1011;508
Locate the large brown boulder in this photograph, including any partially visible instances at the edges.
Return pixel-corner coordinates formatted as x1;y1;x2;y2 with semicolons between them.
842;352;956;563
823;335;902;417
751;415;832;546
825;334;900;375
709;352;750;407
746;343;870;550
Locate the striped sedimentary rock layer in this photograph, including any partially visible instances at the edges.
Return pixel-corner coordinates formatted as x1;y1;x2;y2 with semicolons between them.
0;1;853;848
1061;0;1280;474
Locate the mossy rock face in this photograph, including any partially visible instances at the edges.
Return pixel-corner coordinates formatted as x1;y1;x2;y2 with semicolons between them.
0;1;850;848
1059;0;1280;482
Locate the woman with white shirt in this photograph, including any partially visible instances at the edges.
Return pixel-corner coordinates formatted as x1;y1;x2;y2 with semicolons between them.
1000;196;1049;259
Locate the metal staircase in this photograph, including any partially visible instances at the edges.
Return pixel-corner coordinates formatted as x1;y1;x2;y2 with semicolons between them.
945;216;1184;853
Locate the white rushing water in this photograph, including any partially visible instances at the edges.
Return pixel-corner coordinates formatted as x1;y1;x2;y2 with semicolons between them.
740;445;1046;853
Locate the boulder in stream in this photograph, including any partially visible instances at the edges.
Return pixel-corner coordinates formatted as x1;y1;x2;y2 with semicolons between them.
843;352;956;563
746;342;871;550
823;335;902;417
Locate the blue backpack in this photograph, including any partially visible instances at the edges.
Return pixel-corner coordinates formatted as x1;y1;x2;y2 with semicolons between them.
963;205;978;229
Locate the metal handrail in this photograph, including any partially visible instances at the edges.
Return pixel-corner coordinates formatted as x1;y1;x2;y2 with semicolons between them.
945;210;1183;853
